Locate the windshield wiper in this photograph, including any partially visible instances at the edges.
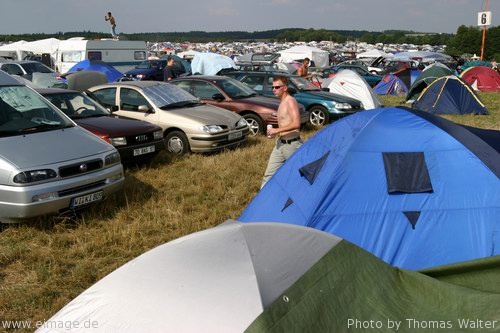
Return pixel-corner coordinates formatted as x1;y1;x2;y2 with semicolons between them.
20;123;68;133
161;101;201;109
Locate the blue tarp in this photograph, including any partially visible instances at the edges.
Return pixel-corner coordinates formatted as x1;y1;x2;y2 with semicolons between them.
239;107;500;270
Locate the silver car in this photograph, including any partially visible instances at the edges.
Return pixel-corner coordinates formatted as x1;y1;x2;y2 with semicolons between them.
88;81;250;155
0;70;124;223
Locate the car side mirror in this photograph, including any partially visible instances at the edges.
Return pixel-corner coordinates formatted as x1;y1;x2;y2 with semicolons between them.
138;105;152;113
287;87;297;95
212;93;225;101
322;87;330;92
109;105;119;112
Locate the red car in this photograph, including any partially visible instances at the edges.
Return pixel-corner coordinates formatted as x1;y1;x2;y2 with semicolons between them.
37;88;165;164
170;76;309;136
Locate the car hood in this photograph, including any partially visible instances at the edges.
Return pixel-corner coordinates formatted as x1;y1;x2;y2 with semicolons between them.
125;68;157;76
234;95;280;109
167;105;243;125
299;90;362;106
0;127;114;170
75;116;160;137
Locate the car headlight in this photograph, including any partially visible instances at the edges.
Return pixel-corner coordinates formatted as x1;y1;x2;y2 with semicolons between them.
238;118;248;127
109;137;127;146
335;103;352;111
14;169;57;184
105;152;121;166
153;130;163;140
200;125;224;134
136;74;146;80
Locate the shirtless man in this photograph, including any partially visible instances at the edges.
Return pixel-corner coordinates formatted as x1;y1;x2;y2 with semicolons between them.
105;12;118;39
261;75;303;188
297;57;312;80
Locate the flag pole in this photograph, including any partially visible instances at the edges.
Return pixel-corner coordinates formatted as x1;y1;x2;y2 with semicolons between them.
480;0;489;61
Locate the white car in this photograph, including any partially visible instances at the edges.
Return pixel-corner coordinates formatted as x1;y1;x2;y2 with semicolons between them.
0;70;124;223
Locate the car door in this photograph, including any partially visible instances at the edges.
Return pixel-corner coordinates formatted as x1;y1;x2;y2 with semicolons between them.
190;81;241;113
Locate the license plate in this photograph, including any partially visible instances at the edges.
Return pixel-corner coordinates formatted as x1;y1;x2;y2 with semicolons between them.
133;145;155;156
71;191;103;208
228;131;242;140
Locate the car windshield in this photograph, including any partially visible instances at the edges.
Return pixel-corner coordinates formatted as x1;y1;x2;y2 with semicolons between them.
43;92;110;119
142;82;201;109
215;78;257;98
21;62;54;74
289;76;321;91
0;86;73;136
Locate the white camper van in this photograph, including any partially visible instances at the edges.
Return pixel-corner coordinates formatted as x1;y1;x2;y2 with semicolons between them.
55;38;147;74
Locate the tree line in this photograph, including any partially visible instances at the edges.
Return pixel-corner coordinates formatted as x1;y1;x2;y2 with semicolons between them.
1;26;498;60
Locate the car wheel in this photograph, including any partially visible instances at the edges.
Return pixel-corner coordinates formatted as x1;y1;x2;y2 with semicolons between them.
243;114;263;136
309;106;329;127
165;131;190;155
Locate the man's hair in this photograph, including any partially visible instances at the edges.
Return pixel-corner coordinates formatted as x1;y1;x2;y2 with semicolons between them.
303;57;310;63
273;75;288;86
108;12;112;15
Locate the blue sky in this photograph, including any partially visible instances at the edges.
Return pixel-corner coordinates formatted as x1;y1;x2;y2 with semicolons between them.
2;0;498;35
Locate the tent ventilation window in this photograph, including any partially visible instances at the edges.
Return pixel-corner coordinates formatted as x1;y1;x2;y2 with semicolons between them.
382;152;433;194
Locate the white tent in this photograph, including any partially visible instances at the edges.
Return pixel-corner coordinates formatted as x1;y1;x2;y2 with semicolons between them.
278;45;329;68
323;69;382;110
356;49;393;59
177;49;199;59
392;51;452;63
36;221;341;333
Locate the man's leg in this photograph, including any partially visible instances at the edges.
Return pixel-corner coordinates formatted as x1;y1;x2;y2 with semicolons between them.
261;140;302;189
261;142;285;189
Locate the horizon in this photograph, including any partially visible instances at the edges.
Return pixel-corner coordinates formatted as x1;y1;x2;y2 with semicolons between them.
0;0;497;35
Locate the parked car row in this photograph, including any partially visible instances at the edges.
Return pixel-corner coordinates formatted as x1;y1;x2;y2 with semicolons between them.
0;68;252;223
0;70;124;224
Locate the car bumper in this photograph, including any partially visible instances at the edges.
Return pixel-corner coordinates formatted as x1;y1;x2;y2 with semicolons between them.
189;128;249;153
0;164;124;223
116;139;165;163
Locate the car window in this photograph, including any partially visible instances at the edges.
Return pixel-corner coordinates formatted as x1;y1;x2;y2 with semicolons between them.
171;80;191;94
120;88;149;111
92;88;117;108
0;86;72;135
22;62;53;74
2;64;23;76
241;75;265;91
45;93;108;117
191;81;219;99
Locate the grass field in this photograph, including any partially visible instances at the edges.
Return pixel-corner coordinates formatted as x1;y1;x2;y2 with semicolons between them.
1;92;499;331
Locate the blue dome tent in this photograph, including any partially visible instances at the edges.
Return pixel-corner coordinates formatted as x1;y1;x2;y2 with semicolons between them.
413;75;489;115
66;59;124;82
239;107;500;270
373;74;408;96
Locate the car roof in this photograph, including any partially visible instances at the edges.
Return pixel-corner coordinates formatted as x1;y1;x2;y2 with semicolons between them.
2;60;43;65
0;70;24;86
99;80;165;88
224;70;293;77
172;75;227;81
35;88;79;95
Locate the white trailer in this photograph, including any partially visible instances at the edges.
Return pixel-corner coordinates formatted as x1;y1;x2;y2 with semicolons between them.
54;38;147;74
